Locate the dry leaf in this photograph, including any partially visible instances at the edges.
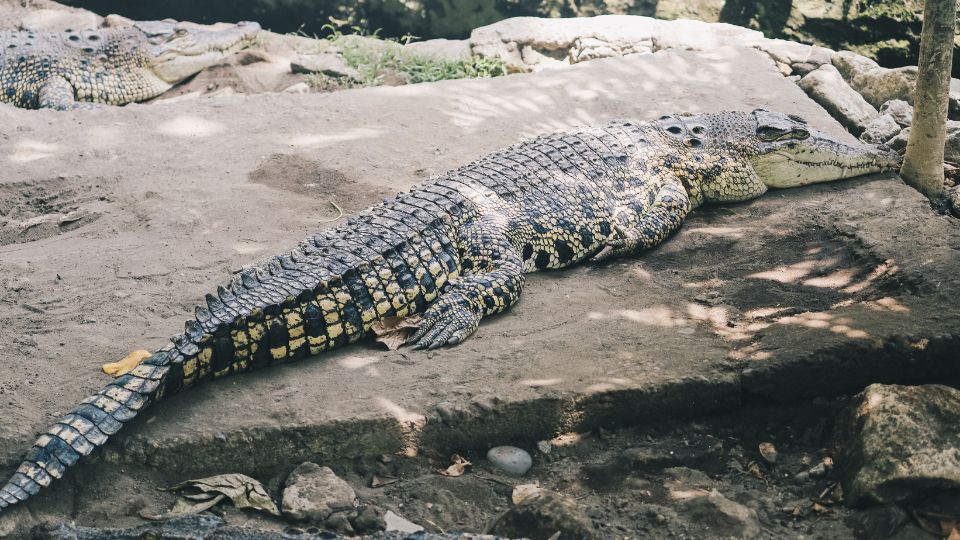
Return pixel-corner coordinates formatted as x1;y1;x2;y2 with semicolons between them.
913;509;960;537
160;473;280;516
511;484;542;504
371;315;423;350
102;349;152;377
438;454;471;477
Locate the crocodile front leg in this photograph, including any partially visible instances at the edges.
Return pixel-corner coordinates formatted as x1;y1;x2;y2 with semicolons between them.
592;178;691;262
409;217;524;349
38;77;98;110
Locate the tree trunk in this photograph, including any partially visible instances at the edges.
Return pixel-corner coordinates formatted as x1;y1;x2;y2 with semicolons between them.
901;0;957;198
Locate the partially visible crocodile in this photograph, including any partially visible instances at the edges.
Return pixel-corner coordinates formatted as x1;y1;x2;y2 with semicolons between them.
0;19;260;109
0;110;899;509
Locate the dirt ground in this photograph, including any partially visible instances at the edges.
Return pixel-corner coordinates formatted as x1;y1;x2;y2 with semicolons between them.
0;24;959;538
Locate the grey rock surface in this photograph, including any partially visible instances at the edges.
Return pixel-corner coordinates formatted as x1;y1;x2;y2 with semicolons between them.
945;121;960;163
291;54;360;80
488;489;596;539
403;39;472;62
469;15;762;72
282;463;357;521
886;127;910;152
859;115;902;145
798;64;878;134
838;384;960;507
677;490;761;539
880;99;913;127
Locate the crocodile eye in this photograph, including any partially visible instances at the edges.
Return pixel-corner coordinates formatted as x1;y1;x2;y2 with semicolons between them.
793;129;809;140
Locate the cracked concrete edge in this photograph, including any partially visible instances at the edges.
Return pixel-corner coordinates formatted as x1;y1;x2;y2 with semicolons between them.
98;337;959;477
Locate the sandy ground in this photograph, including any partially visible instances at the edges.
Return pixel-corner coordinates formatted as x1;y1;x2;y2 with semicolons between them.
0;42;959;536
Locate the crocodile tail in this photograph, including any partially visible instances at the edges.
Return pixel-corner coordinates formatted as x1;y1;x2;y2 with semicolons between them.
0;349;175;510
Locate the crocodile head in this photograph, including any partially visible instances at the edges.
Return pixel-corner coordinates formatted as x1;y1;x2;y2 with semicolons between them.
746;109;901;188
133;19;261;84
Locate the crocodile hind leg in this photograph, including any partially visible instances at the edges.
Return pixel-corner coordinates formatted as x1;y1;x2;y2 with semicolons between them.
592;179;691;262
409;218;525;349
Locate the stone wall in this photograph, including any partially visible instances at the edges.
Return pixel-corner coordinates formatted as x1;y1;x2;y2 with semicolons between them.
56;0;949;75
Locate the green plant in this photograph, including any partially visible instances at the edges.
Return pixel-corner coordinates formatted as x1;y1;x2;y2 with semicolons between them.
301;17;505;89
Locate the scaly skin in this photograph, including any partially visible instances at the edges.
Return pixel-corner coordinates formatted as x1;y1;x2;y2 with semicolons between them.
0;20;260;110
0;110;899;509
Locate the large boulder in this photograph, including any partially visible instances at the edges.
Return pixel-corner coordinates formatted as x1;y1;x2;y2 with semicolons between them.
798;64;878;135
831;51;916;109
837;384;960;507
403;39;472;62
469;15;762;73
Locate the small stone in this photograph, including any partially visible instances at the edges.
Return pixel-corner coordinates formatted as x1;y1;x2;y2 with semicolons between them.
488;489;596;539
886;127;909;153
847;505;910;539
758;442;778;465
283;82;311;94
282;463;356;522
351;505;386;533
537;440;552;454
325;511;355;534
791;62;818;76
487;445;533;476
384;510;424;533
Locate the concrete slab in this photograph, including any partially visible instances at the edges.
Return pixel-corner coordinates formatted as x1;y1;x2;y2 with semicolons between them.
0;45;957;524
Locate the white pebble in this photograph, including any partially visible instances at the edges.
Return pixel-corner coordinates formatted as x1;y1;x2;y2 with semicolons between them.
487;446;533;476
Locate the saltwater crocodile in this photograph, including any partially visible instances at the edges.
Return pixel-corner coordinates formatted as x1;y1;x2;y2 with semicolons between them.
0;110;898;509
0;19;260;109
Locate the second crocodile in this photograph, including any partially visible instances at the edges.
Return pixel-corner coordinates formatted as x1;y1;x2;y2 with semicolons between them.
0;19;260;110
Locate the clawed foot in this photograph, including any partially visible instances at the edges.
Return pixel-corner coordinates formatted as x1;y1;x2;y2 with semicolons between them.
102;349;152;377
406;293;481;350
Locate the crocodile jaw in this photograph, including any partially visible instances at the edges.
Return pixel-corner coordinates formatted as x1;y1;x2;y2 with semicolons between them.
752;133;901;188
147;21;261;84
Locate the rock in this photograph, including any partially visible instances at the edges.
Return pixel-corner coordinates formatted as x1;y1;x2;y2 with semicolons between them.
837;384;960;507
325;511;355;534
758;442;778;465
488;489;596;539
469;15;762;73
798;64;878;135
832;51;917;108
383;510;424;534
487;445;533;476
290;54;360;80
791;62;819;77
403;39;471;62
886;128;909;153
846;505;911;540
283;82;311;94
945;121;960;163
859;115;902;145
880;100;913;127
754;39;833;68
352;505;386;533
676;490;762;539
282;463;357;522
